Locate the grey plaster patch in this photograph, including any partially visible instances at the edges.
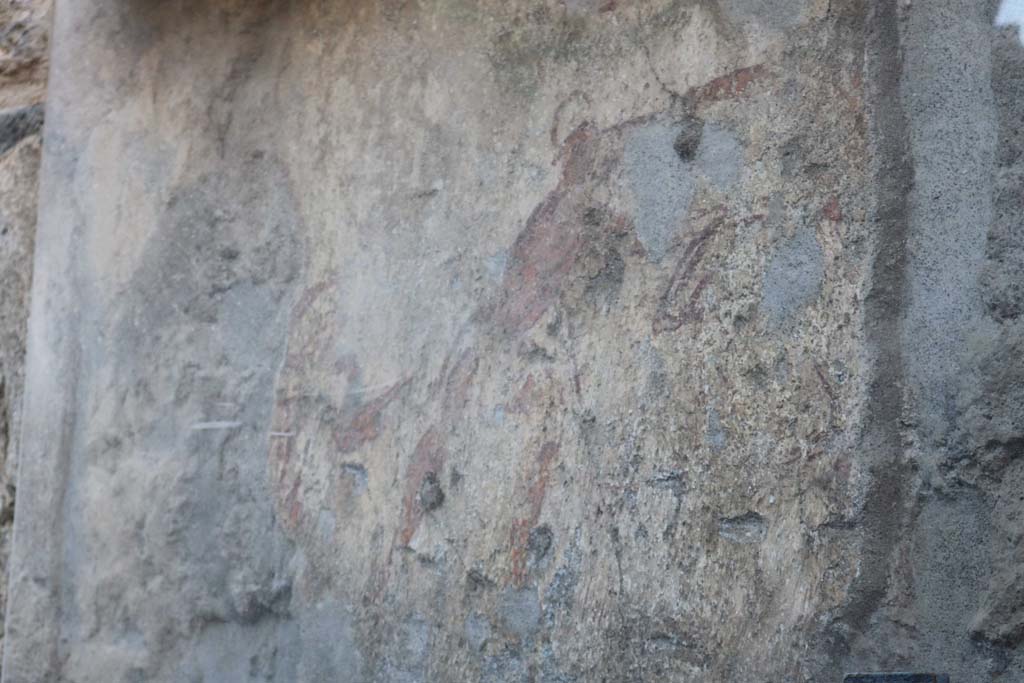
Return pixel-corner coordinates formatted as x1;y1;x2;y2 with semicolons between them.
695;124;744;190
538;644;576;683
498;587;541;640
624;121;698;263
624;119;743;263
906;493;993;680
618;120;741;262
382;616;432;682
0;123;41;669
719;0;809;30
485;251;508;281
316;509;337;542
297;603;365;681
982;22;1024;322
464;613;492;653
482;652;529;683
901;0;999;444
543;563;579;627
185;617;300;681
706;405;727;452
760;226;824;329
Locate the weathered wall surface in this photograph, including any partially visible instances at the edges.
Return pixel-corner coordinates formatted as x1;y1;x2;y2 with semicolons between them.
840;2;1024;679
2;0;1022;681
0;0;48;665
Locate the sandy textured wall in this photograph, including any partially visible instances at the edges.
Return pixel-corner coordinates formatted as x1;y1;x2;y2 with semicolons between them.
0;0;48;666
2;0;1023;681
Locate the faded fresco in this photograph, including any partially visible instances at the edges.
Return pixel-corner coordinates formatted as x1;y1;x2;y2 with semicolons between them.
2;1;1023;682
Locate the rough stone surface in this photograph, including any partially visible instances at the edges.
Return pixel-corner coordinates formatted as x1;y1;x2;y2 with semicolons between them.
0;119;37;676
3;0;1024;681
0;0;48;109
0;0;47;670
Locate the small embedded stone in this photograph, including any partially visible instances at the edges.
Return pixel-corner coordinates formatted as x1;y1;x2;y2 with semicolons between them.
0;104;44;157
418;471;445;512
527;524;553;563
466;568;495;592
718;511;767;544
672;118;704;161
218;246;241;261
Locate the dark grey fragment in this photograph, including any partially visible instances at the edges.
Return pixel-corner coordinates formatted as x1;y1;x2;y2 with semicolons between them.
419;471;445;511
0;104;44;157
672;117;704;161
527;524;553;563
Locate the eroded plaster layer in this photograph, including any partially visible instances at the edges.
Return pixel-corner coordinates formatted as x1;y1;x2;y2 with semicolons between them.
3;0;1023;681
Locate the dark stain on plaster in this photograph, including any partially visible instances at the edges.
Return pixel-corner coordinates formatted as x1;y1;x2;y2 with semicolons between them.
417;471;445;512
467;568;497;593
705;405;728;452
582;239;626;310
673;116;704;161
600;612;710;678
526;524;553;565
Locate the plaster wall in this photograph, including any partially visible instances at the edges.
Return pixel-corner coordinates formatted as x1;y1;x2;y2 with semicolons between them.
2;1;1023;681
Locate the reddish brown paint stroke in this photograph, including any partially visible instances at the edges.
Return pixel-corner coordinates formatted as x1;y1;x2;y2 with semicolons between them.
652;217;722;334
692;64;767;104
398;427;448;546
509;441;559;585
